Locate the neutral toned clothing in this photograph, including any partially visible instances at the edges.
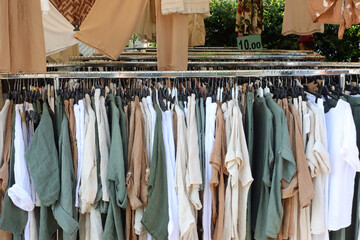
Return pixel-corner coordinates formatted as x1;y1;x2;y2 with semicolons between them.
156;0;189;70
64;99;78;188
0;0;46;73
75;100;85;208
174;105;198;239
135;0;156;42
0;100;10;167
79;95;98;213
326;99;360;230
223;102;253;240
282;0;324;35
188;14;206;47
203;98;217;240
49;0;95;26
162;111;180;240
94;89;110;202
307;0;360;39
161;0;210;15
43;2;79;56
75;0;148;60
210;103;227;240
307;101;331;235
8;105;34;212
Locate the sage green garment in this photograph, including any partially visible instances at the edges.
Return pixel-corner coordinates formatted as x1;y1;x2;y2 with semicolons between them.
252;97;274;240
245;91;254;240
264;94;296;238
115;96;128;172
103;95;128;240
141;105;169;240
52;112;79;239
0;104;27;238
329;95;360;240
25;103;60;240
195;98;204;190
55;96;64;146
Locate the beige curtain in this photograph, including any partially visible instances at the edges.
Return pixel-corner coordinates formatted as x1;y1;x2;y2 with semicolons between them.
0;0;46;73
75;0;148;60
156;0;189;70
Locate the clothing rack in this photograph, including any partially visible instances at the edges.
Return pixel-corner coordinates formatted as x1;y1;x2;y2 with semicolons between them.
46;61;360;70
69;54;325;62
1;69;359;79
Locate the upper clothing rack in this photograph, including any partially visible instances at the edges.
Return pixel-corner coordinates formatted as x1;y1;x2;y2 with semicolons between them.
1;69;359;79
46;61;360;70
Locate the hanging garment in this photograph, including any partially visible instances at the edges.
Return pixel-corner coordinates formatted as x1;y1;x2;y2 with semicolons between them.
0;100;10;165
75;99;85;208
24;103;60;240
307;0;360;39
282;0;324;35
203;97;217;240
161;0;210;16
0;0;46;73
0;100;13;240
135;0;157;42
94;89;110;202
75;0;148;60
142;105;169;240
210;103;227;240
174;104;198;239
43;2;79;56
223;101;253;240
155;0;189;70
64;99;78;188
49;0;95;27
245;92;254;240
236;0;264;34
162;110;180;239
252;96;274;240
325;99;360;230
0;102;28;238
306;101;330;236
262;94;297;239
103;94;127;240
188;14;206;47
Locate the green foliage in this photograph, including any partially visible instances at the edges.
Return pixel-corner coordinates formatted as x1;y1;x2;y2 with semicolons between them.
204;0;238;47
205;0;360;61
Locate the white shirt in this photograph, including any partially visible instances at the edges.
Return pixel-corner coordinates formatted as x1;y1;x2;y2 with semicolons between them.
203;97;217;240
223;102;253;240
162;111;180;240
325;99;360;230
75;100;85;207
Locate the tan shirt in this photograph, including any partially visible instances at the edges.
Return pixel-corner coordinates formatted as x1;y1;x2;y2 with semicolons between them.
210;103;227;240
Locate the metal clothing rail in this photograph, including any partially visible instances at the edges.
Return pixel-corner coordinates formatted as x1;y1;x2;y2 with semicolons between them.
46;61;360;69
69;54;325;62
1;69;359;79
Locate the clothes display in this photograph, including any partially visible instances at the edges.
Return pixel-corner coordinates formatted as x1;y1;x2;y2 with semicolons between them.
188;14;206;47
0;76;358;240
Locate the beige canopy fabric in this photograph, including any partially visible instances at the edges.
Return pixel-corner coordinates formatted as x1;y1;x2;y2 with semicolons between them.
0;0;46;73
75;0;148;60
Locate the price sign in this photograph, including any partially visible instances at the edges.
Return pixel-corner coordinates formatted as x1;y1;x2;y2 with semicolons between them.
237;35;263;50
